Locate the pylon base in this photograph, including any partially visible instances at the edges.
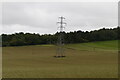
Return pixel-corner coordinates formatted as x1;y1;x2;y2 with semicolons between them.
54;56;66;58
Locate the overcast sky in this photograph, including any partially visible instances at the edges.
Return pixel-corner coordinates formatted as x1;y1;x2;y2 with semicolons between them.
1;2;118;34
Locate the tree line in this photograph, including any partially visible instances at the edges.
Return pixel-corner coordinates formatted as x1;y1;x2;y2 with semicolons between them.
1;27;120;47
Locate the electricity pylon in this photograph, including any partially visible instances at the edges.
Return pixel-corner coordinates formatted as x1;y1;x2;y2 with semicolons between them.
55;16;66;58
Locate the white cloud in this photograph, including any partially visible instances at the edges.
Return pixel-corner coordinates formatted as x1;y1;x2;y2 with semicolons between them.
2;2;118;34
2;24;57;34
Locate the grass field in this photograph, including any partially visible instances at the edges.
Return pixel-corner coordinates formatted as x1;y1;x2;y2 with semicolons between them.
2;40;118;78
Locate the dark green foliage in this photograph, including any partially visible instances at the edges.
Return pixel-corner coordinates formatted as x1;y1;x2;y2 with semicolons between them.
1;27;119;47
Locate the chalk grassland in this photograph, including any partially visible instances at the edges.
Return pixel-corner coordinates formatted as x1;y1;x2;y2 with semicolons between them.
2;40;118;78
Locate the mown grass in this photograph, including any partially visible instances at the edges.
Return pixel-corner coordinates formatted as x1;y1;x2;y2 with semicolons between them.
2;40;118;78
65;40;118;51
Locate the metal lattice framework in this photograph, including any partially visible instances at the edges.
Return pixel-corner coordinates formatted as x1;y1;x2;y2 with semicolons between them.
55;16;66;58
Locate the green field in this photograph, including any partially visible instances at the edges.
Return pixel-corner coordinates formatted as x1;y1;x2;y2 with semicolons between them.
2;40;118;78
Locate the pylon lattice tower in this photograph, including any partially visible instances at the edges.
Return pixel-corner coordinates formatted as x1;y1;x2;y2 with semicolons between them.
56;16;66;58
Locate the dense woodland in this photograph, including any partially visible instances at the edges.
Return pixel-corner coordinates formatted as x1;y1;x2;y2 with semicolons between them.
1;27;120;47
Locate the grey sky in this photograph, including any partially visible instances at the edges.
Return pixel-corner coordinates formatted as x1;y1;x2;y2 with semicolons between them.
2;2;118;34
